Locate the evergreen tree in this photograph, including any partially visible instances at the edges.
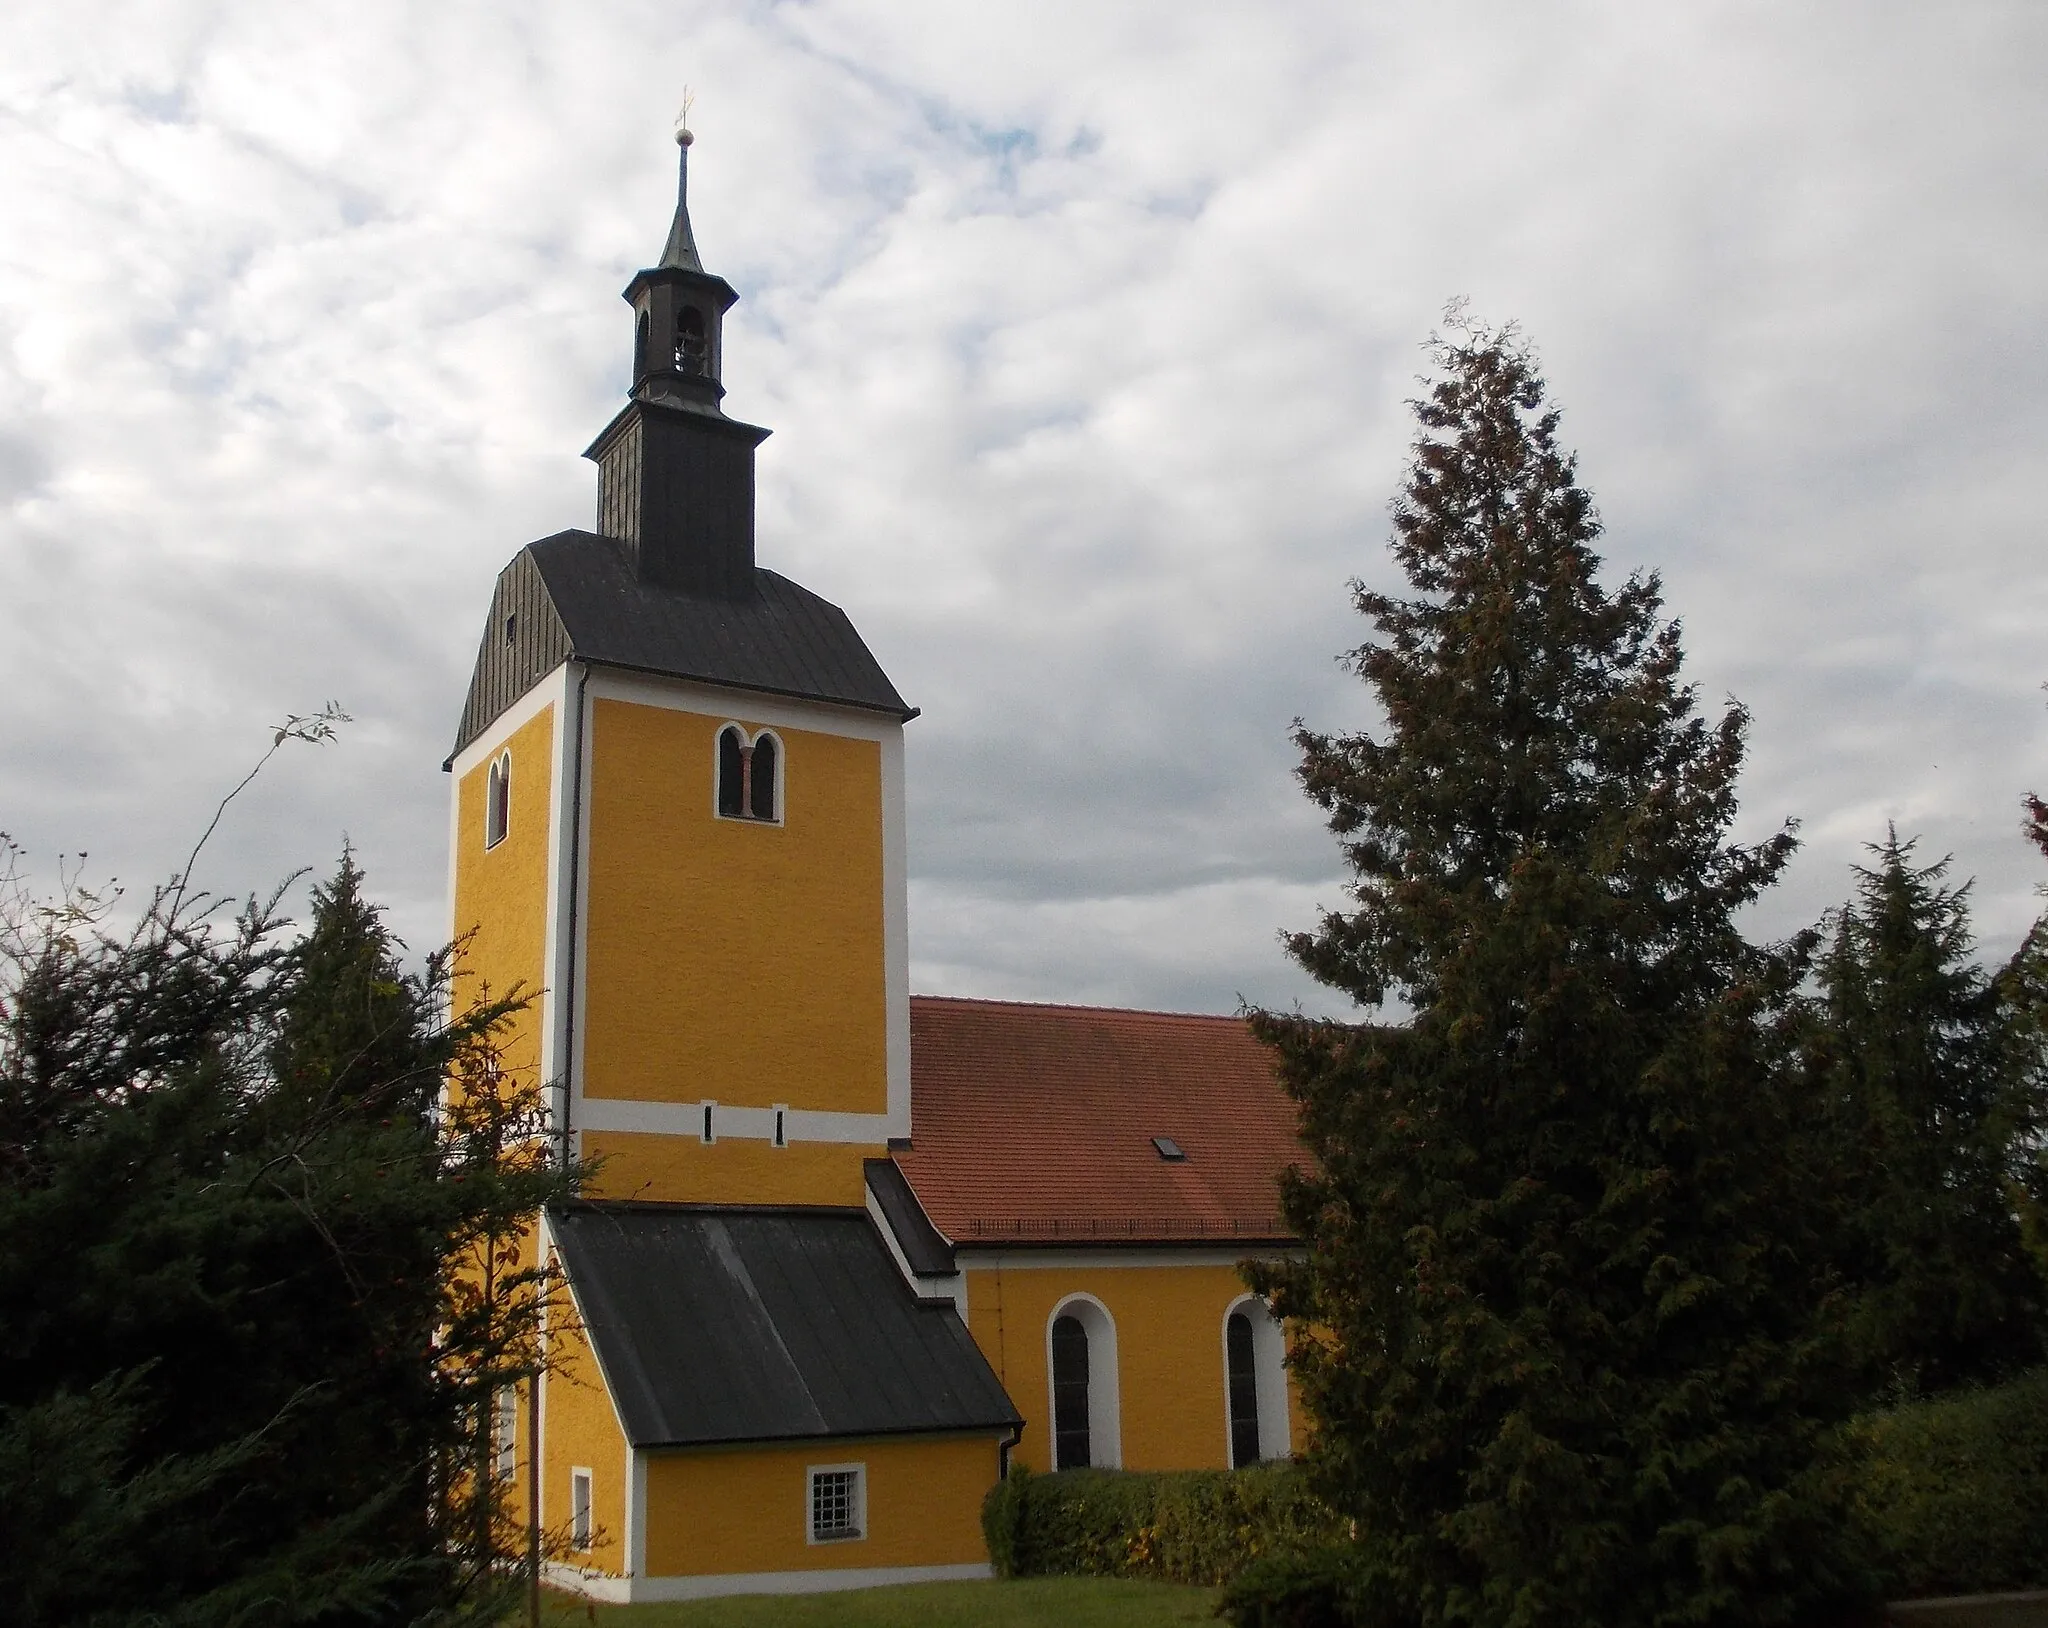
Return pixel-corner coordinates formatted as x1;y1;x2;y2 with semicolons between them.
1811;831;2042;1392
0;842;574;1626
1249;317;1854;1628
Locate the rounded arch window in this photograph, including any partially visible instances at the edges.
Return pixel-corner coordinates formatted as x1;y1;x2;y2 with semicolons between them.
716;725;781;823
1045;1295;1120;1470
675;306;707;376
484;750;511;849
1222;1296;1290;1467
634;310;650;382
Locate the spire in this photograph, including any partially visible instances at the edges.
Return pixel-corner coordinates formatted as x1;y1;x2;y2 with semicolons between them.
585;106;770;601
659;109;703;272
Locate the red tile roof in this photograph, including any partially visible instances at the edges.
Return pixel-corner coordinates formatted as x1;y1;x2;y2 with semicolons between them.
895;996;1306;1247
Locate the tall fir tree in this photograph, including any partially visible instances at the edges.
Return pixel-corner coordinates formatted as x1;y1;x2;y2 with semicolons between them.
0;843;575;1626
1249;317;1855;1628
1811;831;2042;1393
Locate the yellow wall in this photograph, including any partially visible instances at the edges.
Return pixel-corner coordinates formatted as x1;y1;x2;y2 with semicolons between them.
581;1130;879;1206
544;1263;631;1577
452;705;555;1093
581;700;887;1120
964;1261;1305;1474
643;1433;1000;1579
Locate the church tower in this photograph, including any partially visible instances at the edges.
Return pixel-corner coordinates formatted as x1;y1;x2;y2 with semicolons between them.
445;118;914;1207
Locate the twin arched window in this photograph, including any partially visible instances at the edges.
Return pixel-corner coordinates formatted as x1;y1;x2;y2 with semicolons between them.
484;751;511;849
717;726;779;822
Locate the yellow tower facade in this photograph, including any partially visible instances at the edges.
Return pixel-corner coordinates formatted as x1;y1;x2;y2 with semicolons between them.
445;132;913;1208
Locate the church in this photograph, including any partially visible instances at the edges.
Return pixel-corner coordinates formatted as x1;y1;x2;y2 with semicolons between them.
445;121;1308;1604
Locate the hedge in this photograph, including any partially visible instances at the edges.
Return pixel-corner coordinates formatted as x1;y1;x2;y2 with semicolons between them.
1841;1364;2048;1599
981;1462;1344;1587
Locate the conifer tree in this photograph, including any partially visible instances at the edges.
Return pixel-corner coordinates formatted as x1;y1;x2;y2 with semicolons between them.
1249;317;1853;1628
1812;831;2042;1392
0;842;575;1626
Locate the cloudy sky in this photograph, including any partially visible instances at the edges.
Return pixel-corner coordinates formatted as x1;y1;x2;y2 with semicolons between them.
3;1;2044;1017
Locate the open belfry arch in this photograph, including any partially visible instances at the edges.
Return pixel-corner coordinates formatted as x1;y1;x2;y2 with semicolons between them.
445;115;1309;1604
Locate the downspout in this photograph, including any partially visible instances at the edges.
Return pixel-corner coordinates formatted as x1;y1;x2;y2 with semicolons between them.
558;662;590;1171
998;1421;1023;1481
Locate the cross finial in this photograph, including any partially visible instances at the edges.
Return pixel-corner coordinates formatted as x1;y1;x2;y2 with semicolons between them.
674;89;695;148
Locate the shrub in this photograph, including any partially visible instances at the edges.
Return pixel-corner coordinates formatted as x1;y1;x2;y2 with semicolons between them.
1218;1549;1367;1628
1842;1366;2048;1598
980;1462;1343;1587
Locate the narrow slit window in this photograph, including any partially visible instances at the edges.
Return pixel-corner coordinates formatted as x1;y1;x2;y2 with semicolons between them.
1051;1314;1091;1470
1227;1312;1262;1468
701;1102;715;1144
748;733;778;820
773;1106;787;1148
717;726;746;818
485;752;511;849
634;310;650;381
491;1386;517;1481
570;1469;592;1550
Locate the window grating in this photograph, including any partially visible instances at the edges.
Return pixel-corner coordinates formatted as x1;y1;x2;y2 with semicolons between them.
1227;1312;1262;1468
1052;1314;1091;1469
810;1468;862;1542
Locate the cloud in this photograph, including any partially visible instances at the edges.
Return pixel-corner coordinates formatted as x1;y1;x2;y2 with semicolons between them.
2;1;2045;1014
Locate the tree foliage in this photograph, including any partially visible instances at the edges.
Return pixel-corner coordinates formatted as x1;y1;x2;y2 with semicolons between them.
1249;317;1855;1627
0;839;577;1627
1808;830;2043;1393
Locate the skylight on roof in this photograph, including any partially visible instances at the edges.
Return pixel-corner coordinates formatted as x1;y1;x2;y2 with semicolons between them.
1152;1135;1186;1161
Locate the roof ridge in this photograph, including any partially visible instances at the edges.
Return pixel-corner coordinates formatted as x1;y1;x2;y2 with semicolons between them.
909;993;1251;1024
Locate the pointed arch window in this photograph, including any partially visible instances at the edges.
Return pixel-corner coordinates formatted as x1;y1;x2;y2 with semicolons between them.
716;725;780;823
675;307;707;376
484;751;511;849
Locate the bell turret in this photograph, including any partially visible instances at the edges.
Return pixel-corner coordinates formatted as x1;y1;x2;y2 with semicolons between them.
586;114;770;600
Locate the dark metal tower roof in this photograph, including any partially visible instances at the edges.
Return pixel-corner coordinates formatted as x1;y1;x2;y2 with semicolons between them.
450;529;913;760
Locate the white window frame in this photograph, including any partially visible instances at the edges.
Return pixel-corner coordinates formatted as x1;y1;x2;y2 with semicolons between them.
491;1384;517;1482
1221;1294;1292;1465
712;723;786;826
570;1466;593;1550
1045;1293;1122;1470
484;750;511;849
805;1461;866;1545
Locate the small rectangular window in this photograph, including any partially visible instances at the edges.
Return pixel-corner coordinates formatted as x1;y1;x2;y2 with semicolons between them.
773;1105;787;1148
491;1386;517;1482
570;1468;592;1550
808;1465;864;1543
701;1101;715;1144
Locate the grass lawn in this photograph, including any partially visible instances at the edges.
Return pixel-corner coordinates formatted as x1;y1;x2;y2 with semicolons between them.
534;1576;1220;1627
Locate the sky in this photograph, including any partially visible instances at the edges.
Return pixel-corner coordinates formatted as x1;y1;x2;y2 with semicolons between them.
2;1;2045;1018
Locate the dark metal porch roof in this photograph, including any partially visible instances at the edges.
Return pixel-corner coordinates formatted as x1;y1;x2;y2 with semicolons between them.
547;1202;1018;1450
